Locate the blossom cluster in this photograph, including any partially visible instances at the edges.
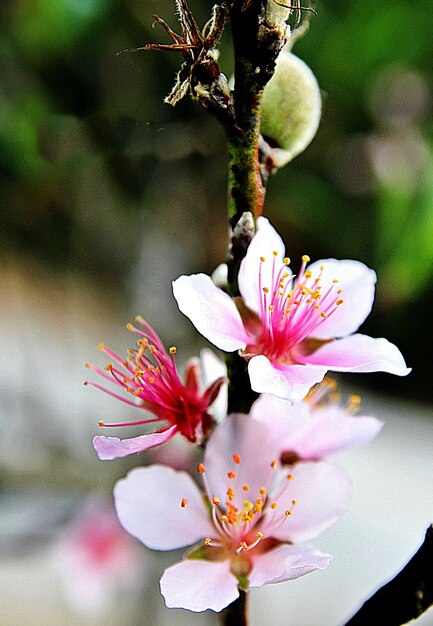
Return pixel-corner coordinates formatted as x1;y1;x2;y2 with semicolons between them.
87;218;409;613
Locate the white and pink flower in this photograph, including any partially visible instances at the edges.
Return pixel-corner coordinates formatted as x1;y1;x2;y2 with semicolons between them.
173;217;410;402
251;379;383;464
86;317;225;460
114;414;352;612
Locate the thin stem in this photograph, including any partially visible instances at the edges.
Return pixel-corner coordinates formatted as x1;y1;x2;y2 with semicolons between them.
221;590;249;626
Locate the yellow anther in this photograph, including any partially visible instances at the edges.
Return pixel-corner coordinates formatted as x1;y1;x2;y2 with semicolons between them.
263;287;269;293
271;459;277;470
205;537;212;545
256;531;264;539
227;488;235;501
233;454;241;465
285;510;292;517
292;499;297;506
181;498;188;508
273;250;278;256
270;502;277;510
337;289;343;294
169;346;177;354
332;279;339;283
336;299;344;305
350;393;361;404
243;501;253;512
197;463;205;473
98;343;106;350
227;471;236;479
212;497;221;506
221;514;229;523
104;364;113;371
260;256;266;263
242;484;250;492
302;254;310;263
240;541;248;551
148;377;155;384
83;379;89;386
284;257;291;265
259;488;267;496
287;473;293;480
305;270;312;279
135;315;144;324
320;312;327;318
98;420;105;426
269;305;275;312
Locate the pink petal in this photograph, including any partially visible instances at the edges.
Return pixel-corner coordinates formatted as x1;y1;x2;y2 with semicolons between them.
248;355;327;402
250;394;312;447
93;425;178;460
292;405;383;458
204;413;276;512
113;465;214;550
160;559;239;613
307;259;376;339
172;274;249;351
249;544;332;588
238;217;289;316
265;461;352;544
299;333;411;375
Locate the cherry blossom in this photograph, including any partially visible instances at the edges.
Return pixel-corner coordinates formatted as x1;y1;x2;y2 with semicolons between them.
114;414;351;612
251;379;383;464
85;317;225;460
173;217;410;402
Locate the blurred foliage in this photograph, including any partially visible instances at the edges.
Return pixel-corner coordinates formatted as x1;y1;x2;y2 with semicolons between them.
0;0;432;400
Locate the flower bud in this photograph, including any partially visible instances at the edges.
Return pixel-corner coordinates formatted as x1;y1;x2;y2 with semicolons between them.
260;51;322;167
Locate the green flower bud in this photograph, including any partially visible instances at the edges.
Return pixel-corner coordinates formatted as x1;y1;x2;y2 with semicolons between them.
260;51;322;167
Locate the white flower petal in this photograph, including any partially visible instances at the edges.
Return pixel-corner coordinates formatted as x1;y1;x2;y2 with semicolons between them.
249;544;332;588
173;274;249;351
238;217;289;315
114;466;213;550
248;355;327;402
160;559;239;613
307;259;376;339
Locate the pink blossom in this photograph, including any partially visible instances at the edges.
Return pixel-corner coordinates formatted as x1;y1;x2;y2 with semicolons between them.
173;217;410;402
114;414;351;612
86;317;225;460
251;379;383;463
53;499;144;618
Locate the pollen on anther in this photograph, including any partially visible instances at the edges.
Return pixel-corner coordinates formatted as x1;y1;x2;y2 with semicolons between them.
270;502;277;510
271;459;277;470
256;531;264;539
336;299;344;305
242;484;250;492
285;510;292;517
204;537;212;545
284;257;290;265
212;497;221;506
181;498;188;508
169;346;177;354
259;488;267;496
287;473;293;480
273;250;278;256
98;343;105;350
269;305;275;312
302;255;310;263
263;287;269;293
260;256;266;263
197;463;205;473
233;454;241;465
227;471;236;479
320;312;327;318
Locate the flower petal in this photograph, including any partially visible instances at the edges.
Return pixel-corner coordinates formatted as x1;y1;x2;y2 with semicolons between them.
204;413;277;512
200;348;228;422
173;274;249;351
248;355;327;402
306;259;376;339
249;544;332;588
160;559;239;613
238;217;288;316
298;334;411;375
293;405;383;458
93;425;178;460
251;396;383;459
265;461;352;544
113;465;214;550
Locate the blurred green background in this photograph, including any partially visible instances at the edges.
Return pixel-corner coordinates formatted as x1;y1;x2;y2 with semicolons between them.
0;1;432;624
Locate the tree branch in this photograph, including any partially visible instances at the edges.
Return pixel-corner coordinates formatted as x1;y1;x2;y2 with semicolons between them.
345;525;433;626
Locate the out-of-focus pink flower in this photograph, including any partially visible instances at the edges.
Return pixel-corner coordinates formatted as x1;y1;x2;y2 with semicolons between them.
53;499;145;618
173;217;410;402
251;379;383;463
86;317;225;460
114;414;351;613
